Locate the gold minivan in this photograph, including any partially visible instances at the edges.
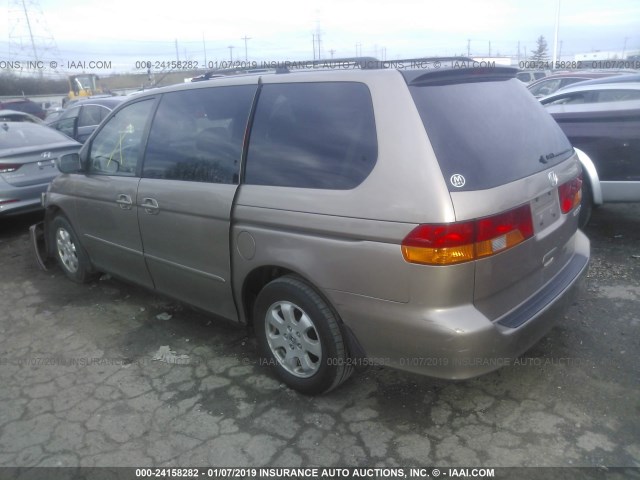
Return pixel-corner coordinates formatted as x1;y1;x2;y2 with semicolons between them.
32;62;589;394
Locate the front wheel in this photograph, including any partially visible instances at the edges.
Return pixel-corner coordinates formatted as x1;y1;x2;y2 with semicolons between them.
51;215;95;283
254;275;353;394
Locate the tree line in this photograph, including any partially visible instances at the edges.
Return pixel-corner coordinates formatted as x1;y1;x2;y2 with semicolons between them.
0;73;68;96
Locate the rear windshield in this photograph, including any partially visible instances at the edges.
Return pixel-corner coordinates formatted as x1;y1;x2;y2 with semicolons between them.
407;76;572;191
0;122;71;148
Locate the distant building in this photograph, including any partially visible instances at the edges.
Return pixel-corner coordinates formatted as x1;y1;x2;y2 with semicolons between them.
574;50;640;61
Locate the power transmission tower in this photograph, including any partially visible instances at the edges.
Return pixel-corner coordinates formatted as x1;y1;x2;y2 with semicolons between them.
8;0;61;78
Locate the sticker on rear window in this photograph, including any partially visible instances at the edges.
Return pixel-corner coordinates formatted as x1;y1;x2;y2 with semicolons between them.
450;174;466;188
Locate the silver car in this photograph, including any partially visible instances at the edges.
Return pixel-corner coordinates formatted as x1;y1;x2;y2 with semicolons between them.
32;63;589;394
1;121;80;216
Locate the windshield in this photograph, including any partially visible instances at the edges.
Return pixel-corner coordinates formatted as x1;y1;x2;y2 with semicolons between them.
407;77;573;191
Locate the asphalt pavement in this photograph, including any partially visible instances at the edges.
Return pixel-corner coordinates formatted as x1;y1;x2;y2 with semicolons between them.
0;204;638;474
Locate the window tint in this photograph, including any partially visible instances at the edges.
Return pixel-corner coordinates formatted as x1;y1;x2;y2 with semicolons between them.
408;77;572;191
59;106;81;121
529;78;561;97
89;99;154;176
542;93;589;105
55;117;76;138
78;105;107;127
142;86;255;184
595;89;640;102
245;82;377;189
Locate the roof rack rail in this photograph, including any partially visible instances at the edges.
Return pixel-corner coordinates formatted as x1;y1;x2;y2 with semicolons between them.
191;55;478;81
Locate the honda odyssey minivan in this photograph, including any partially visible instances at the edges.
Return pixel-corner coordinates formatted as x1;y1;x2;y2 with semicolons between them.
31;60;589;394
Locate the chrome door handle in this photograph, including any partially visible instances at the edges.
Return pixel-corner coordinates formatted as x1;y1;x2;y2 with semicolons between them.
116;194;133;210
142;197;160;215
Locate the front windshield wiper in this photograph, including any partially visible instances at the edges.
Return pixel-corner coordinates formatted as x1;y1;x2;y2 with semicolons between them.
539;148;573;164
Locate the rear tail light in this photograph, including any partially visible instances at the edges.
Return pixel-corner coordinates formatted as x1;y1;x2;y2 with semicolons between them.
0;164;22;173
402;204;534;265
558;174;582;214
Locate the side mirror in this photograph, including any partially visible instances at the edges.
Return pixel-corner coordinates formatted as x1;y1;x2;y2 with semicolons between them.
57;153;82;173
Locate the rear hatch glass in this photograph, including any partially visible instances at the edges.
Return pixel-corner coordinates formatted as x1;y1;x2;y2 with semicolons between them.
404;70;573;192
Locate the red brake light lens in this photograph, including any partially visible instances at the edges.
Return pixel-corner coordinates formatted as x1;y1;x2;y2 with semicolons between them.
0;164;22;173
558;174;582;214
402;204;534;265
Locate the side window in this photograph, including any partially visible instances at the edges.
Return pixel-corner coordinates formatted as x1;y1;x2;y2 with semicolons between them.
245;82;378;189
595;89;640;102
543;93;588;106
98;105;111;122
55;117;77;138
59;106;80;121
88;99;154;176
142;85;255;184
78;105;105;127
529;79;561;97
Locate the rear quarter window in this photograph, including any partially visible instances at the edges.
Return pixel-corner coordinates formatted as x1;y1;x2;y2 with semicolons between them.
245;82;377;189
408;77;572;191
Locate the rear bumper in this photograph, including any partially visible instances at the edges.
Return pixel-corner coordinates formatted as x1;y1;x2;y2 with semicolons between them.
0;196;43;216
0;181;48;216
328;230;590;380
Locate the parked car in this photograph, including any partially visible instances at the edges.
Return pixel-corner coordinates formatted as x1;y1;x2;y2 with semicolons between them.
47;97;125;143
0;109;44;124
541;82;640;226
0;122;81;216
556;73;640;90
31;64;589;394
516;70;549;84
0;98;47;120
527;72;624;98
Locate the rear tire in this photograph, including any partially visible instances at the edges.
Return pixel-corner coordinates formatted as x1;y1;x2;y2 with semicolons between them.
254;275;353;394
578;177;593;229
51;215;95;283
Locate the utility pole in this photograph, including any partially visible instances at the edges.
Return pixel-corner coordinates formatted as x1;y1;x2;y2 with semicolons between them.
467;39;471;57
552;0;561;68
202;33;207;66
329;49;335;59
488;41;491;56
559;40;563;61
313;34;316;60
175;39;180;62
228;45;234;62
517;41;520;63
241;35;251;61
622;37;628;58
316;31;322;60
356;42;361;57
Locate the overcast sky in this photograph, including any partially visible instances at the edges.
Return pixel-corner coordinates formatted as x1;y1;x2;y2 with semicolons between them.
1;0;639;76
